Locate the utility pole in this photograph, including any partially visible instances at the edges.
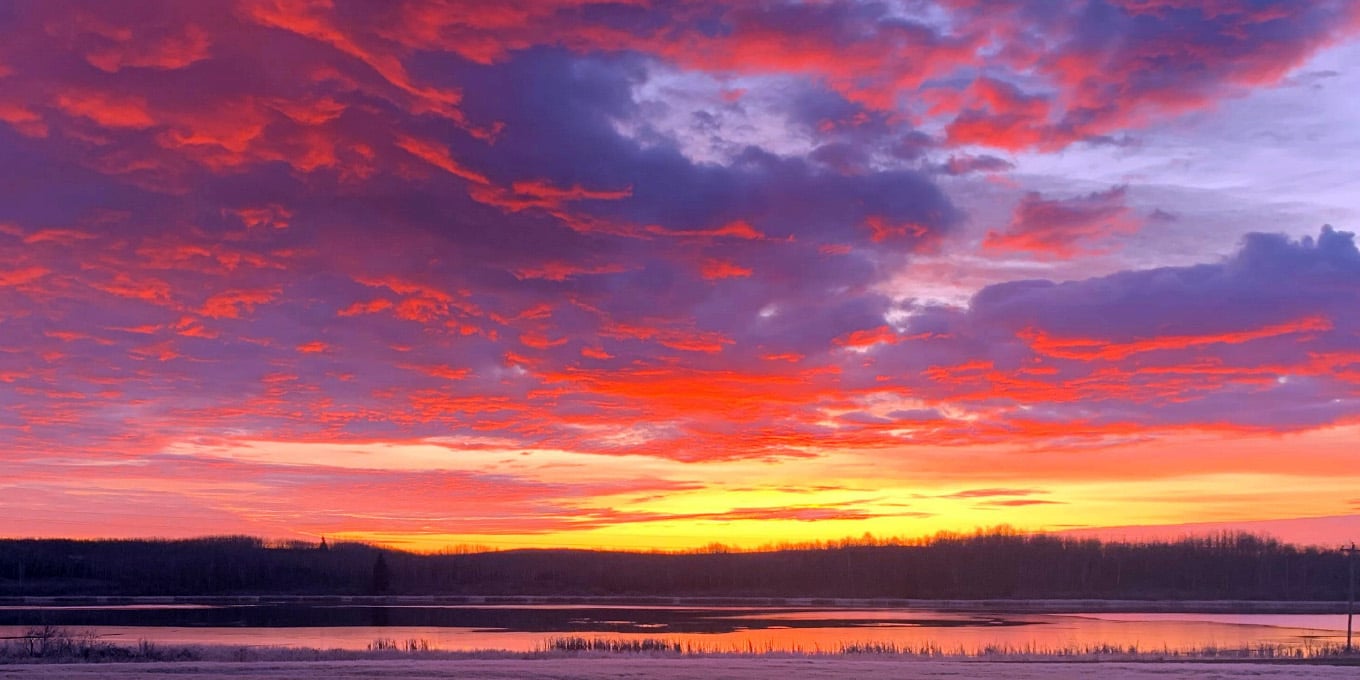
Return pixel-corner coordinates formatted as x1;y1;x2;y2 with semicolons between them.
1345;543;1357;654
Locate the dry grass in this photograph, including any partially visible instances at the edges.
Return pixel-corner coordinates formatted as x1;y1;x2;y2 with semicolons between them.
0;626;197;663
4;627;1358;666
540;635;1357;661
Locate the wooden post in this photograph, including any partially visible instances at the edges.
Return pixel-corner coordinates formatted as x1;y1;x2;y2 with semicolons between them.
1345;543;1357;654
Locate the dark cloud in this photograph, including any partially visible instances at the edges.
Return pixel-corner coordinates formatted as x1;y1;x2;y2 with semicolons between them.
868;227;1360;438
938;154;1015;176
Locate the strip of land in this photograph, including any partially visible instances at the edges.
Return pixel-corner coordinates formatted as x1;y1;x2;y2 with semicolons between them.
2;659;1358;680
3;595;1354;614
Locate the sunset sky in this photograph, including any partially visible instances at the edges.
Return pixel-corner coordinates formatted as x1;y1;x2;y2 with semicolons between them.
3;0;1360;551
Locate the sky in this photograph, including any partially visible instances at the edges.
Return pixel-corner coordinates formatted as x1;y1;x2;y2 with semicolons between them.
3;0;1360;551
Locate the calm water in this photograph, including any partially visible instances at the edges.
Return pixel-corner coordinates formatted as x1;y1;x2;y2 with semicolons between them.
0;604;1350;654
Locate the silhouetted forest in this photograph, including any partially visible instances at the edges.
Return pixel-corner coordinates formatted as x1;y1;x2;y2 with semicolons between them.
0;531;1353;600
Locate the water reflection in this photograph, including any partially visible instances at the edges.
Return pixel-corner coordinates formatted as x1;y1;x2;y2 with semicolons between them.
0;604;1348;654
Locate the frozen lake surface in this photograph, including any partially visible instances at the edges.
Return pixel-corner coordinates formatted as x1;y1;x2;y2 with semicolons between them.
0;603;1351;653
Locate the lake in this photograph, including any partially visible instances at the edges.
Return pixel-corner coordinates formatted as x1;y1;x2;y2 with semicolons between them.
0;603;1351;654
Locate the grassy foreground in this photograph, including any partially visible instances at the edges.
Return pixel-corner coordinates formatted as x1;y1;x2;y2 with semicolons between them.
3;658;1360;680
3;627;1360;666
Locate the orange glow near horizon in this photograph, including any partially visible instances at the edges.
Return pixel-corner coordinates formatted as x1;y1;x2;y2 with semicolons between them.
8;425;1358;552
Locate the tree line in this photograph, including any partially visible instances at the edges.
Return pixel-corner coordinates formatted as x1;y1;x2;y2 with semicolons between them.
0;531;1352;600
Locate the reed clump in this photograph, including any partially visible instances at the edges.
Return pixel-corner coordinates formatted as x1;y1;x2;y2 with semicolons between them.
546;637;683;654
366;638;434;652
540;635;1355;661
0;626;198;663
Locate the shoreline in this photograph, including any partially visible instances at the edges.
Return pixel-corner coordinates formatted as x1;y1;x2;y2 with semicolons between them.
2;595;1356;615
3;657;1360;680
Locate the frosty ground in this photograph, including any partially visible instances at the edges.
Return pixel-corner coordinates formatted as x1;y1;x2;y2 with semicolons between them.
2;658;1358;679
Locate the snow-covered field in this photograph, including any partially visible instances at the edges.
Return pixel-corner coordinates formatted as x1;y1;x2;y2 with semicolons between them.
1;658;1356;679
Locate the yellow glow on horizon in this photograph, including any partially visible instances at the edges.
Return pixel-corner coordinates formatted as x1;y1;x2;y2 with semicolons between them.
67;426;1359;552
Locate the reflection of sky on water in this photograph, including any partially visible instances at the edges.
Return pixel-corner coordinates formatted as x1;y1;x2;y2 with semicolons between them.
1072;613;1350;633
0;606;1350;653
715;610;1022;623
0;604;219;611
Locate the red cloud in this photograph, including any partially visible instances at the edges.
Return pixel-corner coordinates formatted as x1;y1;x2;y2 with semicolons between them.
944;77;1051;150
74;18;212;73
24;229;98;245
400;363;471;380
55;91;156;128
985;186;1139;257
519;332;568;349
0;102;48;137
393;297;447;322
199;288;281;319
91;272;176;305
0;266;50;287
238;0;465;123
699;258;752;280
296;341;330;354
395;134;489;184
834;325;899;349
581;346;613;359
864;216;929;243
468;178;633;235
601;320;734;354
648;220;770;241
511;261;628;281
338;299;394;316
356;276;462;305
1020;315;1333;361
509;179;631;203
229;204;292;230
